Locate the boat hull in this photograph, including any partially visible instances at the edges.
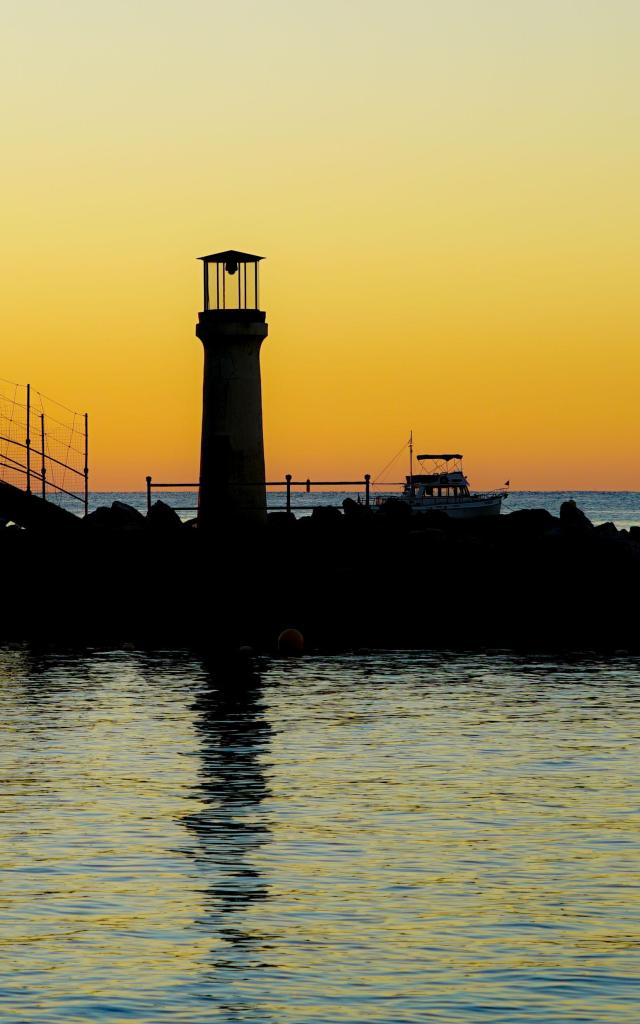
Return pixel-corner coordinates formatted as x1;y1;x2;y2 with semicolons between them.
397;494;505;518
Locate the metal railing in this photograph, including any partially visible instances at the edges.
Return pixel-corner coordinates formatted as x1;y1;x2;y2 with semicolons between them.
145;474;372;515
0;380;89;513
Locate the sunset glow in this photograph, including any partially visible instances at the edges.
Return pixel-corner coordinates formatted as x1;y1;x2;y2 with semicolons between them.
2;1;638;490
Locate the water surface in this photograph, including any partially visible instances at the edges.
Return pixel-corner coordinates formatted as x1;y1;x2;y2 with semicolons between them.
50;490;640;529
1;649;639;1022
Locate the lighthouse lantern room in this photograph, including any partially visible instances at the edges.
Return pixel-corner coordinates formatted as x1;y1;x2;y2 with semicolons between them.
198;250;263;312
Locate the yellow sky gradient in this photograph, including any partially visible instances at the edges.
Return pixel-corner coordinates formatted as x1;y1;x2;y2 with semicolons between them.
1;0;638;490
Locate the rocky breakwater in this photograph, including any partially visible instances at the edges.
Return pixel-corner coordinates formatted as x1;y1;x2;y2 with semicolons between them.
261;497;640;650
0;486;638;650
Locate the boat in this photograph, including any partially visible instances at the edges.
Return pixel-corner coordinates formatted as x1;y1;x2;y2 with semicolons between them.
375;438;508;518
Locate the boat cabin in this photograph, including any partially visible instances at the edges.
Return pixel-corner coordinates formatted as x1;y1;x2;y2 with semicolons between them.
404;470;471;499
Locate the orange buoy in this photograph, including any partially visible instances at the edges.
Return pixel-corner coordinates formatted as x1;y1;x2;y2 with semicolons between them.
277;628;304;656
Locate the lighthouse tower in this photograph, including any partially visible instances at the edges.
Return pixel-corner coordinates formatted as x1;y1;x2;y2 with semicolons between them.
195;250;269;529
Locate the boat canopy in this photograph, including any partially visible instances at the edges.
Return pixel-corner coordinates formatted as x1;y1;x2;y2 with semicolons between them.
417;453;462;461
407;473;466;484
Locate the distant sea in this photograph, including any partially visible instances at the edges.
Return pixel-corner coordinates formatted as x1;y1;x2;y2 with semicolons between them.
54;490;640;530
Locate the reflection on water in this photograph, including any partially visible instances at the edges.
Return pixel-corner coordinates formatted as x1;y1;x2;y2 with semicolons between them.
185;658;273;1015
0;647;638;1022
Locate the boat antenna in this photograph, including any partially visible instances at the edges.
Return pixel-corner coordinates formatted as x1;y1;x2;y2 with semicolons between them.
409;430;414;494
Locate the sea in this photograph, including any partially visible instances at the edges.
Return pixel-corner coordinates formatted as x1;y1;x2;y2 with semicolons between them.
2;492;639;1022
55;489;640;529
0;649;638;1023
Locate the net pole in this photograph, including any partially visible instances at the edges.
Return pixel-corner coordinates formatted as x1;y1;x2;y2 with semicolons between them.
40;413;46;500
25;383;32;494
84;413;89;516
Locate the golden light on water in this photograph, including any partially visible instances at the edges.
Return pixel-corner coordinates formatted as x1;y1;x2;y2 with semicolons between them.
0;649;638;1020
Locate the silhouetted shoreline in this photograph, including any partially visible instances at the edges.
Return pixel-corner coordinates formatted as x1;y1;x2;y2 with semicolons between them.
0;482;638;652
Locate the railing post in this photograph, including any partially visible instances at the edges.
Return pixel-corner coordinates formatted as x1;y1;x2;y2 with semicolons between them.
84;412;89;517
146;475;152;514
365;473;371;508
285;474;292;514
25;383;31;495
40;413;46;500
306;478;311;493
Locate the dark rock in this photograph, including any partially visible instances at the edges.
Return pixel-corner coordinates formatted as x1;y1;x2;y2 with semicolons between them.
147;500;181;530
267;511;297;529
342;497;369;517
0;479;81;532
84;501;146;530
84;506;115;529
594;521;618;539
629;526;640;544
378;498;411;521
409;527;447;551
540;525;562;543
111;501;145;528
560;500;593;531
415;509;452;531
311;505;342;523
503;508;557;535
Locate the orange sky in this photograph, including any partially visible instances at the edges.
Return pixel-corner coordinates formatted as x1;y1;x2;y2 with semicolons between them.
1;1;639;490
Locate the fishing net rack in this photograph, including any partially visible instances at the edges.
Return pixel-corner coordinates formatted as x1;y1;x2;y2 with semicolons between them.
0;379;88;513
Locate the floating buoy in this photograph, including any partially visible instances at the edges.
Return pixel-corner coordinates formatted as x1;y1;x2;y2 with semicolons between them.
277;628;304;656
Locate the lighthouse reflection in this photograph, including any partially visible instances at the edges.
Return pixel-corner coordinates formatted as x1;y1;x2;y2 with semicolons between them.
183;654;272;969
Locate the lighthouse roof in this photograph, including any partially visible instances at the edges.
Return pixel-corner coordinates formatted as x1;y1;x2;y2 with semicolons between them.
198;249;263;264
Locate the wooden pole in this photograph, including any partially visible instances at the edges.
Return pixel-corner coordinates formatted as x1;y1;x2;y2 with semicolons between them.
146;475;152;514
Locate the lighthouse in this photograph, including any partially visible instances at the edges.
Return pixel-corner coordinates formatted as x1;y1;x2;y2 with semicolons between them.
195;250;269;529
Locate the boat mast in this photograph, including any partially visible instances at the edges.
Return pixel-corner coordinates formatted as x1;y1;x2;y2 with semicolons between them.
409;430;413;494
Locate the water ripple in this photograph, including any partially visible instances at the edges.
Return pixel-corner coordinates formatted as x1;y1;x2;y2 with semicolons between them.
0;647;638;1021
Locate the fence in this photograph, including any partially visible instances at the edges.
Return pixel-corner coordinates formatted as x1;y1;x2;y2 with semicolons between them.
145;474;372;515
0;379;89;513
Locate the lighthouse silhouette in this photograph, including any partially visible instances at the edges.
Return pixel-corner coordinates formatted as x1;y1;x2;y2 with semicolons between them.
196;250;269;528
